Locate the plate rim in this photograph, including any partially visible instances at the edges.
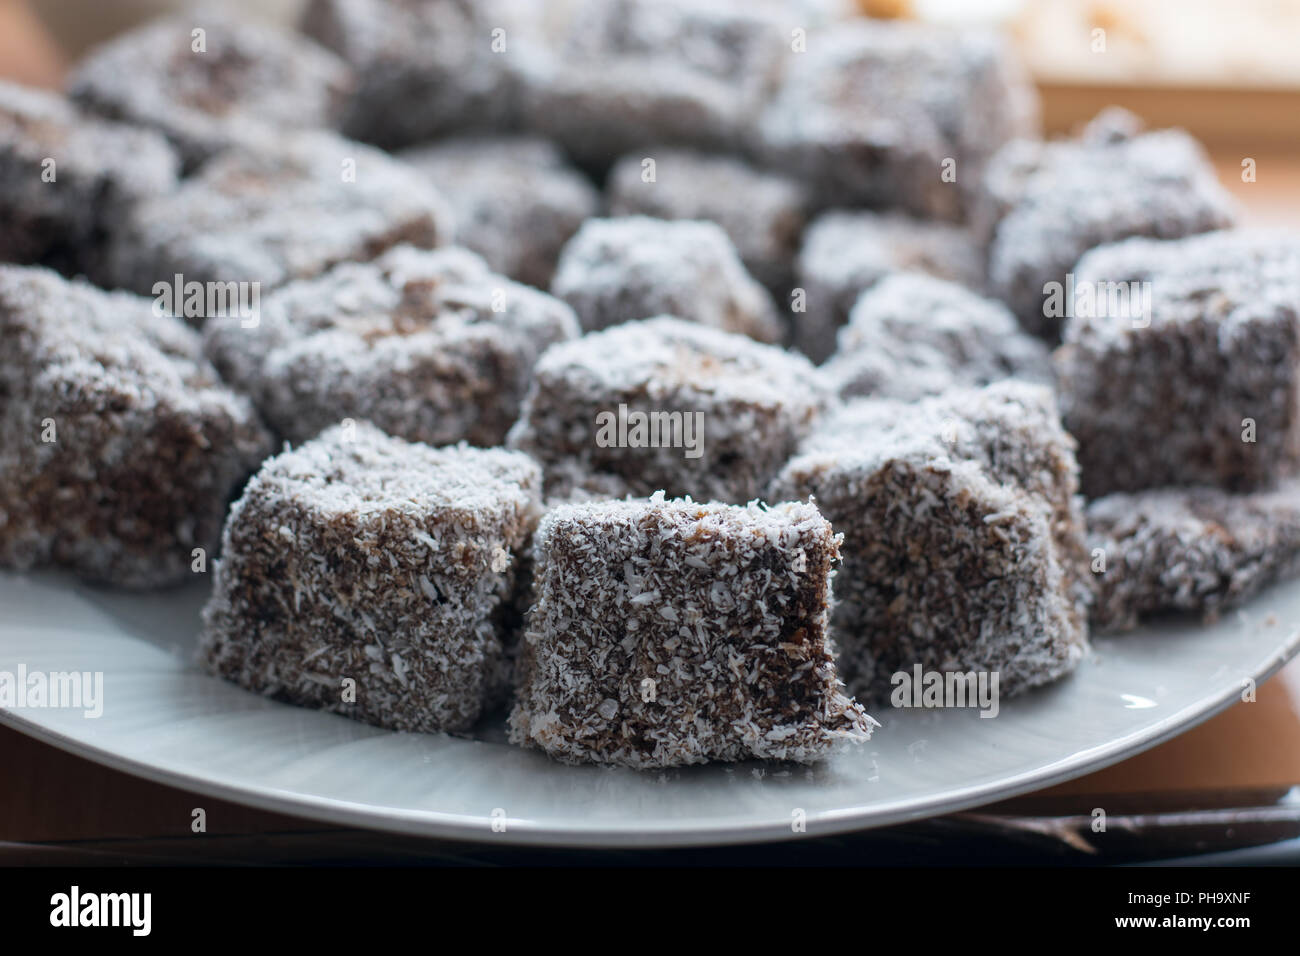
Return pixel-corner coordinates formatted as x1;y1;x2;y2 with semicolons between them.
4;626;1297;849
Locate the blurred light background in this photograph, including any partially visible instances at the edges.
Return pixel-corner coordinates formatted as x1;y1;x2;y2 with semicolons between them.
1;0;1297;217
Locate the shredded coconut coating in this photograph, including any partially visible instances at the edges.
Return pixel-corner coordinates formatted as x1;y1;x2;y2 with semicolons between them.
0;265;273;588
1087;480;1300;632
509;493;876;768
0;81;178;275
102;129;453;299
605;148;810;294
68;12;355;171
793;209;986;361
973;107;1139;240
983;108;1237;339
758;20;1038;221
301;0;541;148
771;381;1089;703
520;0;788;166
550;216;782;343
399;135;598;289
821;273;1052;402
507;316;830;504
1056;229;1300;497
199;422;543;734
203;244;578;447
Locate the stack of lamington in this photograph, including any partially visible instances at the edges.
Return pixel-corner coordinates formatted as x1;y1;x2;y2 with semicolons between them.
3;1;1295;772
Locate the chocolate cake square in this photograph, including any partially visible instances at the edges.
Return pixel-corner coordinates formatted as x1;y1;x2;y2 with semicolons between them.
550;217;781;342
507;316;829;504
1087;480;1300;632
771;381;1089;703
1055;229;1300;496
758;20;1038;221
983;108;1237;339
399;135;598;289
0;265;272;587
508;493;876;767
69;12;355;170
793;209;985;361
302;0;538;148
199;421;542;733
605;147;810;294
101;129;452;302
821;273;1051;401
0;81;178;274
520;0;788;166
203;244;579;447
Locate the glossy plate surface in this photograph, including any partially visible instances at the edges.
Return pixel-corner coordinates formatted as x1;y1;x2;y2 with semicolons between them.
2;571;1297;847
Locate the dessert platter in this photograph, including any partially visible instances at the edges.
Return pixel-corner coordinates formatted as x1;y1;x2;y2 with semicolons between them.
2;1;1298;845
2;571;1297;845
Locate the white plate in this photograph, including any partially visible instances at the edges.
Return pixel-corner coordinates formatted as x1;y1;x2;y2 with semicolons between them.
2;570;1298;847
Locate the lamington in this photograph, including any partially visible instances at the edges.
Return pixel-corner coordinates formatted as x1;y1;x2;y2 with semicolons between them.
520;0;788;167
1087;480;1300;632
1055;229;1300;497
68;13;355;170
507;316;830;504
550;217;782;342
101;129;452;302
0;81;178;274
983;108;1237;339
199;422;542;734
820;273;1051;402
758;20;1038;220
793;209;985;361
508;493;876;768
202;245;579;447
771;381;1089;703
399;135;599;289
0;265;272;588
301;0;540;148
605;148;810;293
